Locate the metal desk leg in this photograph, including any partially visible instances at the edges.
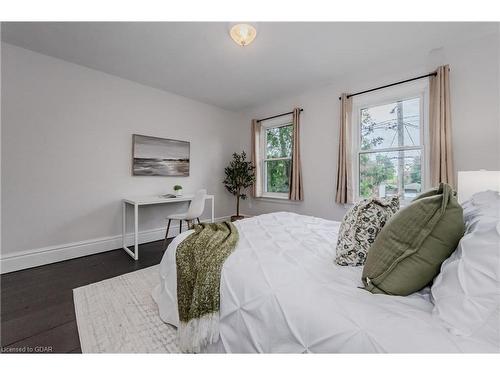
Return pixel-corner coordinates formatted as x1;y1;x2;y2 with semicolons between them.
122;201;138;260
134;203;139;260
122;201;126;248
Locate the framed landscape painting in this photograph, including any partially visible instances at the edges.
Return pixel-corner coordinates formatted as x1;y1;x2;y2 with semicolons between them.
132;134;190;176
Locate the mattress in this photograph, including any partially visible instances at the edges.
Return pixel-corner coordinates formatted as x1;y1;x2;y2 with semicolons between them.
152;212;498;353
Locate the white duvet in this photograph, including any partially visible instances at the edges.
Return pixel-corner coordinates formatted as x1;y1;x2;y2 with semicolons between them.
152;212;498;353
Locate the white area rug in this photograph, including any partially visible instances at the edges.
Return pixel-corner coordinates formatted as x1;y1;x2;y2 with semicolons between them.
73;265;180;353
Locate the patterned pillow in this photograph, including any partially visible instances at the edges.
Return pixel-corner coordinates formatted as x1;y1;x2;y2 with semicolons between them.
335;196;399;266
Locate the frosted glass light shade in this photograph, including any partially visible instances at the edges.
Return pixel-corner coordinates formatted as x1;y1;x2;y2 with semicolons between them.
229;24;257;46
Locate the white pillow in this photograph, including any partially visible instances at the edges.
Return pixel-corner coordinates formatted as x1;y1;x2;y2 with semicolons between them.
431;191;500;342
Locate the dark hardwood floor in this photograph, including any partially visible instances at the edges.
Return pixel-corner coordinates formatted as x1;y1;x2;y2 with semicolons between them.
1;239;170;353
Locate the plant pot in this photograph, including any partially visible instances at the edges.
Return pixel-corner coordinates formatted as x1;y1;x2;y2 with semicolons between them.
175;189;183;196
230;215;245;222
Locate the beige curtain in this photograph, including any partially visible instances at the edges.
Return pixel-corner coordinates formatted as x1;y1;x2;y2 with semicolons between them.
251;119;262;197
289;108;304;200
335;94;353;204
429;65;454;187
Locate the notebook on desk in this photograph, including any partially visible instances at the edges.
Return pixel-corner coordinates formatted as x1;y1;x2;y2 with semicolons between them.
159;194;177;199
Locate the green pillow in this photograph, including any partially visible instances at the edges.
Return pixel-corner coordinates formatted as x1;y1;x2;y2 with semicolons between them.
361;183;464;296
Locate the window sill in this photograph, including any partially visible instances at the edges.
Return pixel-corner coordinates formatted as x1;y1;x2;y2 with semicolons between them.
254;195;302;204
351;197;414;208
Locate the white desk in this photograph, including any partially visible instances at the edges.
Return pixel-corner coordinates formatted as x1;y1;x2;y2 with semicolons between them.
122;194;215;260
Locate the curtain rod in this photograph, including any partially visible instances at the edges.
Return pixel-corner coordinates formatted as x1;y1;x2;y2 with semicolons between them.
338;72;438;100
256;108;304;123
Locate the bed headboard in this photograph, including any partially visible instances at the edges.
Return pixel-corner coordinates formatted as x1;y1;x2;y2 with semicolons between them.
457;170;500;203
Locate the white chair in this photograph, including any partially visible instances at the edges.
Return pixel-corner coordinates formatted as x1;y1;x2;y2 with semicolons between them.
163;189;207;249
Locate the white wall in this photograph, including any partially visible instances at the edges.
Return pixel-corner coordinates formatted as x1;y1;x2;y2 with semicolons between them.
1;43;244;271
2;31;499;272
0;31;2;261
240;32;500;221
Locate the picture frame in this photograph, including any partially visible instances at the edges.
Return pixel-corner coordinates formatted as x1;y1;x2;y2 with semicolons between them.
132;134;190;176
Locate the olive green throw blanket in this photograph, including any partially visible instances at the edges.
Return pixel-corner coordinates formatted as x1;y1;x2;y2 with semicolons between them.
176;222;239;352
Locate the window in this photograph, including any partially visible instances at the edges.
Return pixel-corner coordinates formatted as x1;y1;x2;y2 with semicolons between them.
353;85;428;204
260;116;293;198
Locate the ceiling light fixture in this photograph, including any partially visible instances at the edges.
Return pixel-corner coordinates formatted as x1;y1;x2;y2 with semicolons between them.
229;23;257;47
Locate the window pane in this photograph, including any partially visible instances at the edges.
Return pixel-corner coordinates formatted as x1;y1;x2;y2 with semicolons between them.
266;159;291;193
266;125;293;158
359;149;422;201
360;98;420;151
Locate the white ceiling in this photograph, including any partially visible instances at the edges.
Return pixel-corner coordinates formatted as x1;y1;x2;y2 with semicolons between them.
2;22;497;111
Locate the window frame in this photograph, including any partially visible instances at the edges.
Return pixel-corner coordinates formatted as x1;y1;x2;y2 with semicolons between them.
351;81;430;205
259;114;294;199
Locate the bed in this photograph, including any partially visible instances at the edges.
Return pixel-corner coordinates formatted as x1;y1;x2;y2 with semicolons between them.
152;210;499;353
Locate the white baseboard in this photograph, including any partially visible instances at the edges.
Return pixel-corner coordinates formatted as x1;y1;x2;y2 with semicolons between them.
0;216;231;274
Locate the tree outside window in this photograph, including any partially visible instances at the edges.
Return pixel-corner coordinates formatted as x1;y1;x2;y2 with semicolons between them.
264;124;293;194
358;97;423;201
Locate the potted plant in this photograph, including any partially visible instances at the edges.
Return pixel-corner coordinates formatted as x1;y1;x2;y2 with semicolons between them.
173;184;183;196
223;151;255;221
